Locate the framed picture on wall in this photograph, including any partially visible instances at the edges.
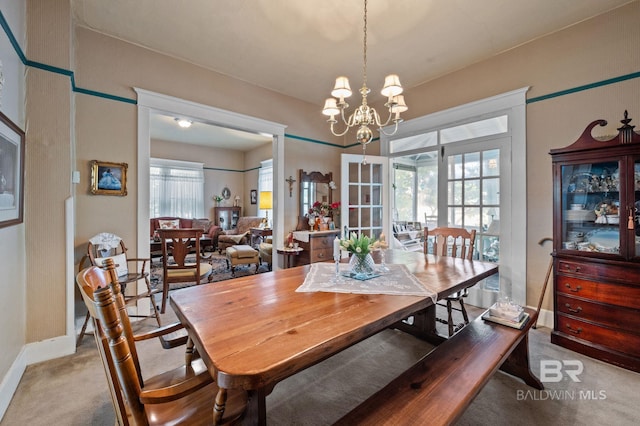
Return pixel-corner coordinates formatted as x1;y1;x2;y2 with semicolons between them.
0;111;25;229
90;160;128;196
250;189;257;204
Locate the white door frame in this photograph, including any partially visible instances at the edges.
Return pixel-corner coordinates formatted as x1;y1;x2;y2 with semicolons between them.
135;89;286;262
381;87;528;305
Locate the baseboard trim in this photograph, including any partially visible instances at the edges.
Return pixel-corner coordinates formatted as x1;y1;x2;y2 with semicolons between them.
526;306;553;329
23;334;76;365
0;347;26;422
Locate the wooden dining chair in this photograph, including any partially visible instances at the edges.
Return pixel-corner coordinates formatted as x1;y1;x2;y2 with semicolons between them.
77;233;161;346
76;258;247;425
424;227;477;336
157;228;213;313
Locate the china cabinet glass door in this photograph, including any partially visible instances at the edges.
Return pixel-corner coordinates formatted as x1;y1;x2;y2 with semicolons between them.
560;160;621;256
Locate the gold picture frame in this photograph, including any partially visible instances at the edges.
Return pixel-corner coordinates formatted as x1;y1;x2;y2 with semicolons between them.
90;160;128;196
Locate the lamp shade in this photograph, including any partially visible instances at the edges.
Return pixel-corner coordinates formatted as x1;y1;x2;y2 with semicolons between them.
259;191;273;210
381;74;403;97
331;76;352;99
322;98;340;117
390;95;408;113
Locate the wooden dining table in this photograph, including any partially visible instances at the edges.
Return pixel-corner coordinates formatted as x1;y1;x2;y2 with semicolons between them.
170;249;499;425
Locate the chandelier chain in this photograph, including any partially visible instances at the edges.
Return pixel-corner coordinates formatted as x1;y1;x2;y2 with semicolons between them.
362;0;368;89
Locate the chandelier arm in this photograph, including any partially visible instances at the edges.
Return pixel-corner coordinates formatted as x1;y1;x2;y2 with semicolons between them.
377;109;396;127
378;120;401;137
329;121;352;138
339;108;351;126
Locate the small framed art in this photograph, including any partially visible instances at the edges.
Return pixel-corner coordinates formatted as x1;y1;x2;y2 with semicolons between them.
250;189;257;204
0;111;25;229
90;160;128;196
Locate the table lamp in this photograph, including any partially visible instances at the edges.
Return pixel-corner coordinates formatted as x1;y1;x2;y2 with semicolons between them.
259;191;273;228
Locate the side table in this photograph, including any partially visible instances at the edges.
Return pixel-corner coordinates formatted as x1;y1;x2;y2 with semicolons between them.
277;247;303;269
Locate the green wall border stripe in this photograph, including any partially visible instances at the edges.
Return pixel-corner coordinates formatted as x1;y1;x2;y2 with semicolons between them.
285;133;343;148
204;166;261;173
527;71;640;104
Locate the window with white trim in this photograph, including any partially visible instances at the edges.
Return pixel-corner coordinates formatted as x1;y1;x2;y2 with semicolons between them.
150;158;204;218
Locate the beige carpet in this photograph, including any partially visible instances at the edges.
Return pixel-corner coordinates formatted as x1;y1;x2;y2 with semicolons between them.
3;305;639;425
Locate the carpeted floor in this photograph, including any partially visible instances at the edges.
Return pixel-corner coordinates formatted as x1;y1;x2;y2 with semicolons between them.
4;304;640;425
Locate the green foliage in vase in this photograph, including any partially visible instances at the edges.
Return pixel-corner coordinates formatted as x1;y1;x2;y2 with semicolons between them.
340;232;376;257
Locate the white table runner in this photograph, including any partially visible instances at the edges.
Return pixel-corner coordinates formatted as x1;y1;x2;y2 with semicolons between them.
296;263;437;301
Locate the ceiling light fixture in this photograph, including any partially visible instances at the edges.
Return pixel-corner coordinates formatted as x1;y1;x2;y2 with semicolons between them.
175;118;193;128
322;0;408;161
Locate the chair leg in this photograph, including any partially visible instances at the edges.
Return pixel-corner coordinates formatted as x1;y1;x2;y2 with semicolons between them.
161;278;169;314
141;275;162;326
447;300;454;337
76;311;91;346
459;298;469;324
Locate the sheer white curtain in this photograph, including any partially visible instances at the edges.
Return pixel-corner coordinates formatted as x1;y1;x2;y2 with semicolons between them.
258;159;273;219
150;158;204;218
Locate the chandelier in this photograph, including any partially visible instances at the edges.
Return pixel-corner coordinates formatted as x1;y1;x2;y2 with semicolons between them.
322;0;408;158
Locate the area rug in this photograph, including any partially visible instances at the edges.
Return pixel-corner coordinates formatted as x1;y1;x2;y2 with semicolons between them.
150;251;270;292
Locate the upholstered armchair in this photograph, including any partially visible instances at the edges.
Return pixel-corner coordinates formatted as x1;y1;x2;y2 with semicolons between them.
217;216;265;253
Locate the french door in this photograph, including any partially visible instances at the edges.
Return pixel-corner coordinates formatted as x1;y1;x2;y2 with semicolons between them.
440;139;510;308
340;154;389;240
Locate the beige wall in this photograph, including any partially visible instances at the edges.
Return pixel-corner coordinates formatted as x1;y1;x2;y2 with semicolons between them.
1;0;639;390
24;0;73;342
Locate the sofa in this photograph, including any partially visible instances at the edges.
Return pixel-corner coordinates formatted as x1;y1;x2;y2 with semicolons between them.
150;217;222;252
217;216;265;253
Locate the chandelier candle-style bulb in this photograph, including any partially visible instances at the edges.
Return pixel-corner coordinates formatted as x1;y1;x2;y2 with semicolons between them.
322;0;407;160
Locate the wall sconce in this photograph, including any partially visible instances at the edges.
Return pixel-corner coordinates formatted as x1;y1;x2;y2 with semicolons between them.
285;175;296;197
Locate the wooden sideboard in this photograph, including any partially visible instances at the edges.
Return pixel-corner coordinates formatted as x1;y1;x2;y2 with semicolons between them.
294;230;341;265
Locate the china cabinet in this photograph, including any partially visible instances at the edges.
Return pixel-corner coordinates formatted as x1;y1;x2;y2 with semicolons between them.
550;111;640;372
214;206;241;231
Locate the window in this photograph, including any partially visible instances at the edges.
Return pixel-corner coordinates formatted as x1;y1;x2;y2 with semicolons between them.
150;158;204;218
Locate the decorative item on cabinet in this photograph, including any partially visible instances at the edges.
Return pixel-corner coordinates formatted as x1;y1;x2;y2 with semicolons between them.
549;111;640;373
214;206;241;231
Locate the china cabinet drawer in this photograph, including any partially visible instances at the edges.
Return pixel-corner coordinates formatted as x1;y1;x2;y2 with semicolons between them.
556;275;640;309
557;259;636;283
556;294;640;333
556;313;640;358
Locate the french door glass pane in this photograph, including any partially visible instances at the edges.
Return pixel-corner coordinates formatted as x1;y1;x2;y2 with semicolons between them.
483;149;500;177
464;179;480;205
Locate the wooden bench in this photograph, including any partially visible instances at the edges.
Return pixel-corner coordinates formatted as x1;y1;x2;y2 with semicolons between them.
335;307;543;426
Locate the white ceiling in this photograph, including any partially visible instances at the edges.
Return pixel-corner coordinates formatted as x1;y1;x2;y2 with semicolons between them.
72;0;635;149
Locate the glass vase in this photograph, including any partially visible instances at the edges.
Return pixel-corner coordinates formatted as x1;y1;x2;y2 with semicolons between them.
348;253;376;279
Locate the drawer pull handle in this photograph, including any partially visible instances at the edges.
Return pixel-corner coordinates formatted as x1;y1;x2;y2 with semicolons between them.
317;253;324;258
566;324;582;334
562;264;581;272
564;304;582;314
564;283;582;293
